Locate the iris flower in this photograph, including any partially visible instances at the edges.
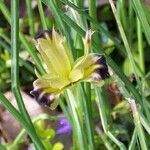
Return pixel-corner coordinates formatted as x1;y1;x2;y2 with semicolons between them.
31;29;109;109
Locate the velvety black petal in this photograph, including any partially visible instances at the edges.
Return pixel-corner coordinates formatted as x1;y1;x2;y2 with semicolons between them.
95;55;110;80
30;89;54;107
35;30;52;40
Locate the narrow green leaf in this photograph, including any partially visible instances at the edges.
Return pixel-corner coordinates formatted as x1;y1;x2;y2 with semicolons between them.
131;0;150;45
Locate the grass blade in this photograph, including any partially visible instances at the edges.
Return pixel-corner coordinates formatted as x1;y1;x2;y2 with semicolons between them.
128;128;137;150
25;0;35;36
79;85;95;150
131;0;150;45
37;0;47;30
0;1;45;75
11;0;45;149
129;100;147;150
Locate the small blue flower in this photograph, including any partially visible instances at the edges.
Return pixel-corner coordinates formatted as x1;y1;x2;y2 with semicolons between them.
56;114;72;135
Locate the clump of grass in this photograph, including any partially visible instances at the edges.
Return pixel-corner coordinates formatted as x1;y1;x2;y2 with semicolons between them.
0;0;150;149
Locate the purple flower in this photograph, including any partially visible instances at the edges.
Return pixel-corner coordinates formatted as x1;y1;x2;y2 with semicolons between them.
56;114;72;135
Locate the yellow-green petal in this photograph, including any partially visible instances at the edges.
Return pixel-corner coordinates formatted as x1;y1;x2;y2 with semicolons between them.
69;53;109;84
34;30;73;78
